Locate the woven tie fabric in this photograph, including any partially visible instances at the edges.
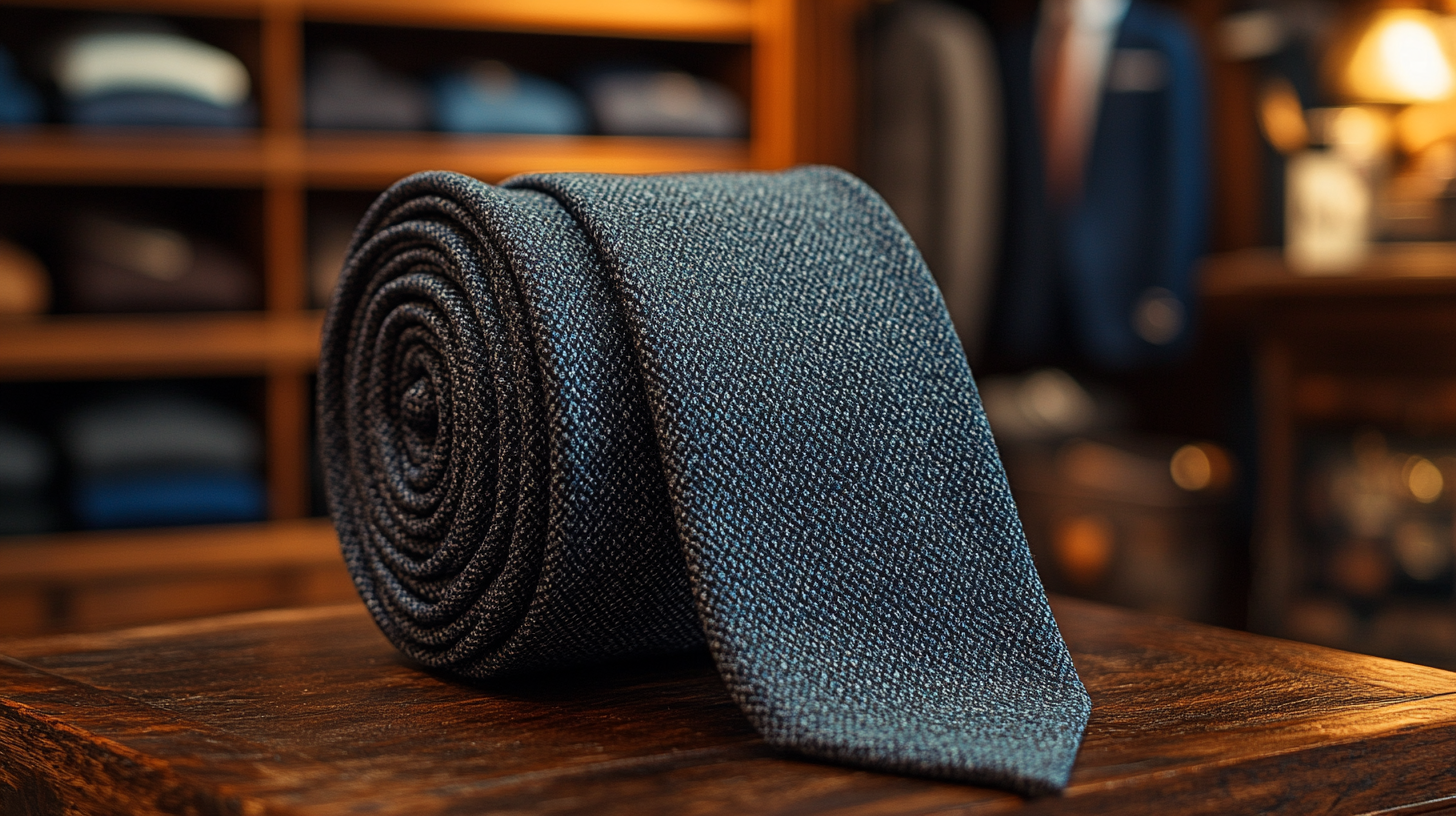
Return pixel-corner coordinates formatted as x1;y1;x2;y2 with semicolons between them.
317;166;1091;794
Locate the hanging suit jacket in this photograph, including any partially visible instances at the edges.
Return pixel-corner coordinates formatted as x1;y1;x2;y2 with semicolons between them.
862;0;1003;363
994;0;1207;369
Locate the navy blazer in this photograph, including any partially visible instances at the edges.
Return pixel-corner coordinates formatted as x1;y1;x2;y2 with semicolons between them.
994;0;1208;369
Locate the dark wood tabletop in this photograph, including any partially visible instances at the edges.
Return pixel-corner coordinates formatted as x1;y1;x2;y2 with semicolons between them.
3;596;1456;815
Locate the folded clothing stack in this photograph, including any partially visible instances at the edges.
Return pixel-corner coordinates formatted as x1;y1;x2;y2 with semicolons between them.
63;393;266;529
581;68;745;137
307;49;430;131
0;45;41;125
0;237;51;316
434;60;588;134
309;206;363;307
63;213;257;312
0;421;57;535
53;26;254;127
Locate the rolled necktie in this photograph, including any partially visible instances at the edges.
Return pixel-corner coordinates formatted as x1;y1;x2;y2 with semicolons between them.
317;167;1090;794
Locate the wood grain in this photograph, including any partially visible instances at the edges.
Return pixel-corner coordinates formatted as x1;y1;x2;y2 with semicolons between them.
3;596;1456;814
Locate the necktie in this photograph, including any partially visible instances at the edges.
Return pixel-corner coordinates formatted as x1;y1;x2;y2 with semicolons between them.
1037;0;1129;204
317;167;1090;794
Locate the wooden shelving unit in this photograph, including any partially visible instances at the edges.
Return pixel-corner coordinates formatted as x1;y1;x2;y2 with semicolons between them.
0;0;842;635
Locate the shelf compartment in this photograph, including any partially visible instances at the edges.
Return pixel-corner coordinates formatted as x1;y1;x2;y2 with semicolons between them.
0;311;322;380
302;133;751;188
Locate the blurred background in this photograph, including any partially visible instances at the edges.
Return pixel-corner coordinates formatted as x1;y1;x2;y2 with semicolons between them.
0;0;1453;669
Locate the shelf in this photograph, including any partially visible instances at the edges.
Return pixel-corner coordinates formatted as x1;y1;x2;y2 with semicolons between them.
0;518;352;635
1202;245;1456;301
4;0;753;40
300;0;754;41
0;0;817;636
0;311;323;380
0;518;339;584
0;129;753;188
302;133;752;188
0;128;268;187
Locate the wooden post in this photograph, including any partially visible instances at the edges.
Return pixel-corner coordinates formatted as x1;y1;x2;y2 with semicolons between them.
752;0;798;169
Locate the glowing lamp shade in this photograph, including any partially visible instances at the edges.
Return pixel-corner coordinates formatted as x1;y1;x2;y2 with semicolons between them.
1345;9;1456;103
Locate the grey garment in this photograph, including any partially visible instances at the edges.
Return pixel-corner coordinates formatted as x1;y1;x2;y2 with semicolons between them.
64;394;260;475
862;0;1003;363
65;214;259;312
307;49;431;131
0;422;52;489
318;167;1089;794
583;70;746;137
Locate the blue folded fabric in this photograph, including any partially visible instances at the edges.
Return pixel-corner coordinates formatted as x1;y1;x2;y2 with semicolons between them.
433;61;587;134
0;46;42;125
74;469;266;529
67;90;254;128
319;167;1089;794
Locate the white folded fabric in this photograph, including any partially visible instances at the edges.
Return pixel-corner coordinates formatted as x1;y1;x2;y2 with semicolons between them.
54;31;250;106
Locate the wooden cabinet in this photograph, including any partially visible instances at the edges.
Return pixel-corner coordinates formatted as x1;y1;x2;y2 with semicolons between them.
0;0;853;635
1204;246;1456;665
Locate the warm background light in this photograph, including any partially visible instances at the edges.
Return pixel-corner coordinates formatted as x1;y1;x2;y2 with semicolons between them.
1343;9;1456;103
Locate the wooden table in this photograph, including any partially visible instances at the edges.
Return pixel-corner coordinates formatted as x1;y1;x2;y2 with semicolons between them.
3;596;1456;815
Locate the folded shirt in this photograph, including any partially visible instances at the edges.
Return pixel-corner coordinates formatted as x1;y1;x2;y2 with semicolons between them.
581;68;745;138
307;49;431;130
0;421;57;536
67;90;255;128
434;61;588;134
0;45;42;125
309;209;359;307
0;420;53;492
54;30;250;108
0;237;51;316
73;468;266;528
54;30;253;128
63;393;260;476
64;214;258;312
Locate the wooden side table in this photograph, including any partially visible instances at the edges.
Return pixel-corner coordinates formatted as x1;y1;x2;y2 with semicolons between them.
3;595;1456;814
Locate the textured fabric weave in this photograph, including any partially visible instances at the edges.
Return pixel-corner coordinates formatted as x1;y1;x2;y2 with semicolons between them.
318;166;1090;794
